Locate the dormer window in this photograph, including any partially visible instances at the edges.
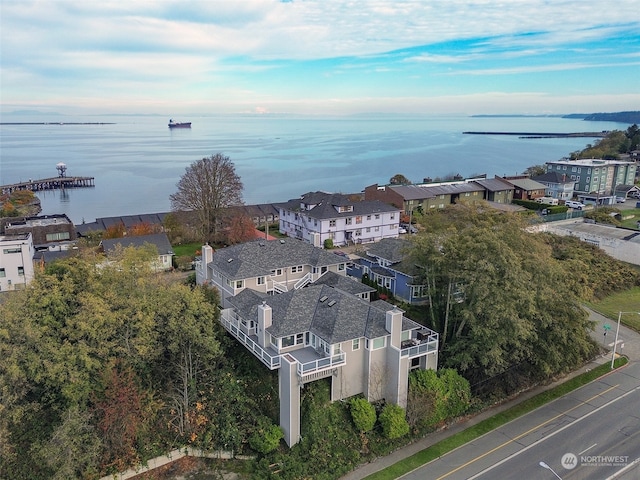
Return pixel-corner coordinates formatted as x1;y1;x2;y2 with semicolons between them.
337;205;354;213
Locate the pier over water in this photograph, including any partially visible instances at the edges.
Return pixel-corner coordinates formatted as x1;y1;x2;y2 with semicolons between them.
1;176;95;195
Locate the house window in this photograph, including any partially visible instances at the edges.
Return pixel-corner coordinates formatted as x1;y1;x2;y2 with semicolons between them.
586;177;590;182
257;276;265;285
325;219;334;228
356;216;362;224
46;232;70;241
282;335;295;348
0;268;5;277
374;214;380;220
291;265;303;273
593;177;598;183
366;215;372;220
352;338;360;351
296;333;304;345
271;268;283;276
411;285;428;298
314;219;318;226
374;226;379;232
235;280;243;288
3;248;20;254
372;337;386;349
18;267;24;276
355;229;362;236
345;217;353;225
366;227;370;233
390;213;395;219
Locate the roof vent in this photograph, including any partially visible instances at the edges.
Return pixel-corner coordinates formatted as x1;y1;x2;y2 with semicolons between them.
327;300;337;307
280;239;286;244
319;295;328;302
227;258;233;263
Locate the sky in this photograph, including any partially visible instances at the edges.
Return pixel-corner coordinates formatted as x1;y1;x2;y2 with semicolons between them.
1;0;639;117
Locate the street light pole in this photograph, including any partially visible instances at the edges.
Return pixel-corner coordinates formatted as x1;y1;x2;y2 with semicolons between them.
611;311;640;369
539;461;563;479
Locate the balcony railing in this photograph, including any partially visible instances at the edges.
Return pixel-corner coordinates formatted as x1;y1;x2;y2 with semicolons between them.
220;310;280;370
400;340;438;358
294;272;312;290
297;353;346;376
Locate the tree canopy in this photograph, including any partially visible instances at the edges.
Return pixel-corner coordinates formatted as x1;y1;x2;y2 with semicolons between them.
170;153;244;242
410;203;597;395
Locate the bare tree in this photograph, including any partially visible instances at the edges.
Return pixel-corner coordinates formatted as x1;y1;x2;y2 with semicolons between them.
170;154;243;241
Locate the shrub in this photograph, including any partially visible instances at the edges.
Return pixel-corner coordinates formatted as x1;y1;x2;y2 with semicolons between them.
349;398;376;433
378;404;409;440
249;417;283;455
323;238;334;249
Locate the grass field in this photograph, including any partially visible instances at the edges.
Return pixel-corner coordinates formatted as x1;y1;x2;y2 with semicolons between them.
172;242;202;258
587;286;640;332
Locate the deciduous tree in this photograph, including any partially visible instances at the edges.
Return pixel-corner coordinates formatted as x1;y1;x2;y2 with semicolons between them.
170;154;244;242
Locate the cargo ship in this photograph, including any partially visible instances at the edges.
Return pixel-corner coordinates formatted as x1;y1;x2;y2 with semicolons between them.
168;119;191;128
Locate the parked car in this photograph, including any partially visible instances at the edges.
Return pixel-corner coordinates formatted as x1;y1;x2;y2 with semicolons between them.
616;197;626;203
565;200;586;210
398;227;407;234
400;223;418;233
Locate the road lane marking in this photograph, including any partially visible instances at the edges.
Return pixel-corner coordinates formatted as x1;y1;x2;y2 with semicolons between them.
579;443;598;455
467;385;640;479
429;384;620;480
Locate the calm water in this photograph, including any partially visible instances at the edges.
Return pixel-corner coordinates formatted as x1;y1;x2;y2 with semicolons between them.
0;114;626;224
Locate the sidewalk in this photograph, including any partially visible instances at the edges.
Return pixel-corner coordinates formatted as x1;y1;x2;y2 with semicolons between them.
340;308;638;480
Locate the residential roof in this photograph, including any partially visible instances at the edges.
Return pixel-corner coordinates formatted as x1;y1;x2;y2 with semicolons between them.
532;172;576;184
275;191;399;220
209;238;347;280
364;237;411;264
503;177;547;191
100;233;173;255
388;182;484;200
227;284;422;344
312;271;376;296
472;177;514;192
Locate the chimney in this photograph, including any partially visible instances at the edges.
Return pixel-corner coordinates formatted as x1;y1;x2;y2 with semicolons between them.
257;301;272;348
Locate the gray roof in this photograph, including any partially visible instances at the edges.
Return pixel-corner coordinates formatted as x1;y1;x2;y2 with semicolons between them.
472;178;514;192
312;271;376;296
364;237;411;264
227;284;422;344
389;182;484;200
504;178;547;191
100;233;173;255
210;238;347;280
531;172;575;184
275;191;399;220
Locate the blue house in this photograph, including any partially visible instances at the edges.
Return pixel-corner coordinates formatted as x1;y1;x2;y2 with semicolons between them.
349;238;428;305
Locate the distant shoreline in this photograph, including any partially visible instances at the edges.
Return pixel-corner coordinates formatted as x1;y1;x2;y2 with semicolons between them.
0;122;115;125
463;131;609;139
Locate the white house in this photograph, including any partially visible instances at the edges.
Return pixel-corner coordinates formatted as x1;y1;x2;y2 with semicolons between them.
0;233;35;292
275;191;402;247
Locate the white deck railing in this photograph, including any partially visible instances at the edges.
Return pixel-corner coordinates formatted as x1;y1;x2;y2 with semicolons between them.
220;310;280;370
297;353;346;376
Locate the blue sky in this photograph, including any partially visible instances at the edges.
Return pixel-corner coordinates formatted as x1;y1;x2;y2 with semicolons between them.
1;0;639;116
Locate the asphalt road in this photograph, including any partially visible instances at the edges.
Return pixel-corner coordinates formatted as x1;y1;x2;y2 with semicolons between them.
341;308;640;480
398;308;640;480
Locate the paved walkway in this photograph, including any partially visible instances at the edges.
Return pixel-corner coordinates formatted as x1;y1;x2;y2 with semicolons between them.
340;308;640;480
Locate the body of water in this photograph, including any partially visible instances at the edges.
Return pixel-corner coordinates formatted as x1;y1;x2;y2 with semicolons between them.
0;114;626;225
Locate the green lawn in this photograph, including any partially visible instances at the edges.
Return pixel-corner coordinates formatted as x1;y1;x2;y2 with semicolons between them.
619;206;640;230
587;287;640;332
172;242;202;258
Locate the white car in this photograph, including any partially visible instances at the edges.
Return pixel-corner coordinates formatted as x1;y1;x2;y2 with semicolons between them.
565;200;586;210
616;197;626;203
398;227;407;234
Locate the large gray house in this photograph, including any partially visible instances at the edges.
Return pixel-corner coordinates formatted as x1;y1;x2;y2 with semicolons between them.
196;239;439;446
